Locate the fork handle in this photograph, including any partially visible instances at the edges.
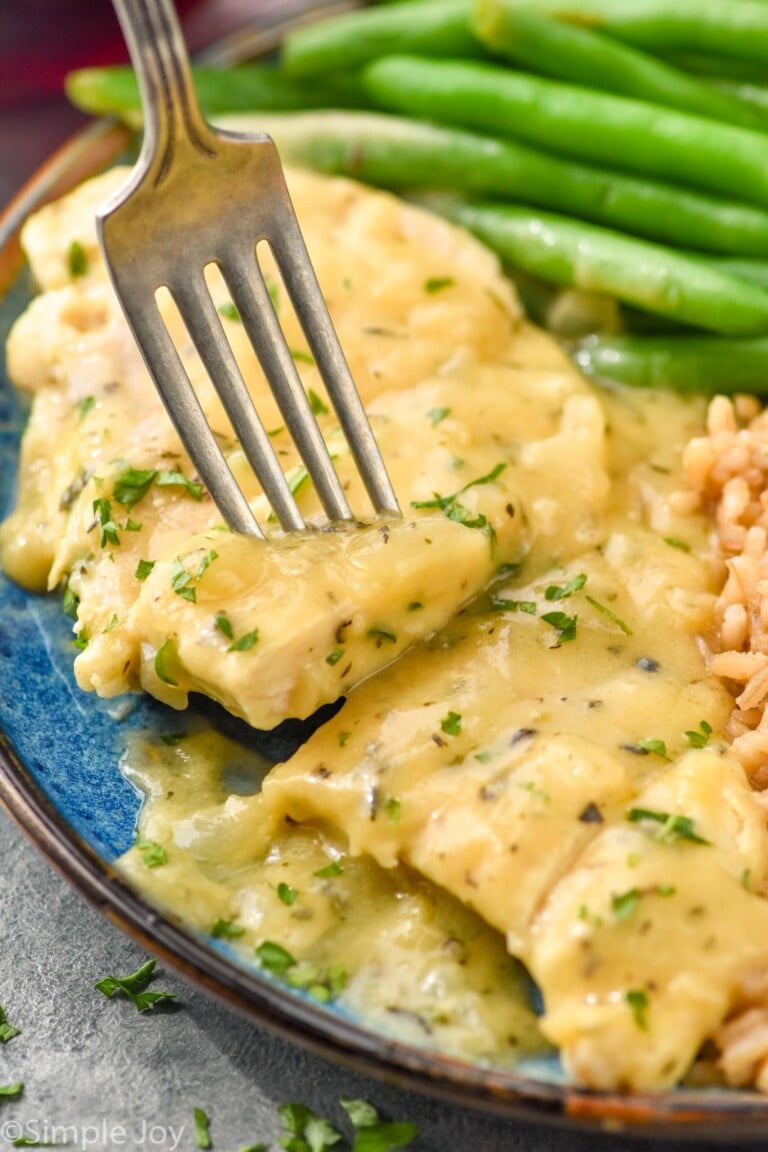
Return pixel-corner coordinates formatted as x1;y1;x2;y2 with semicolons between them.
110;0;214;180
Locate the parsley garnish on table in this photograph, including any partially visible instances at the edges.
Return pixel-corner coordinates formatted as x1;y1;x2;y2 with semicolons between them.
0;1003;21;1043
95;958;177;1012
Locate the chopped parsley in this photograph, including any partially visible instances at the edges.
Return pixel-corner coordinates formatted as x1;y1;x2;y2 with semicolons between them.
626;988;649;1031
426;406;450;426
62;581;79;619
154;637;179;686
74;394;96;421
256;940;296;975
67;240;88;278
156;470;203;501
103;614;119;633
256;942;346;1002
194;1107;212;1150
627;807;710;845
95;959;177;1012
136;839;167;868
326;648;345;666
294;350;317;367
218;301;241;322
314;859;344;878
338;731;351;748
611;888;641;922
632;738;669;759
0;1004;20;1044
424;276;454;293
278;1103;342;1152
488;595;536;615
585;595;633;636
440;711;462;737
215;611;234;640
684;720;713;749
341;1097;419;1151
307;386;326;411
92;497;120;548
229;628;259;652
383;797;402;824
541;610;577;645
663;536;690;552
112;467;157;510
411;463;506;545
211;919;245;940
170;550;218;604
544;573;586;600
277;882;299;906
367;625;397;645
407;601;423;612
214;612;259;652
0;1082;23;1100
135;558;155;581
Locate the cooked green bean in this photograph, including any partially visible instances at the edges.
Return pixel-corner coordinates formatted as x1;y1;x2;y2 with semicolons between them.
219;108;768;257
429;199;768;334
363;56;768;210
473;2;768;130
574;333;768;393
65;65;370;125
510;0;768;67
280;0;479;76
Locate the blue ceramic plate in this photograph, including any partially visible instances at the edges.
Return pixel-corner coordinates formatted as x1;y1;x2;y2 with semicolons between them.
2;9;768;1141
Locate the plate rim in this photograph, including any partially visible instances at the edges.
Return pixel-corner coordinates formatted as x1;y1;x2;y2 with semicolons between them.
2;8;768;1139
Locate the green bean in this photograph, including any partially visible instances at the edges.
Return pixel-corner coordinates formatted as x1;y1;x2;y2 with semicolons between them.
574;334;768;393
473;2;768;131
428;199;768;335
363;56;768;211
65;65;370;125
704;78;768;121
510;0;768;67
280;0;479;77
220;108;768;257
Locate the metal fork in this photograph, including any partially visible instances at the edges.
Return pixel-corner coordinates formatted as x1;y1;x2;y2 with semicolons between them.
97;0;400;538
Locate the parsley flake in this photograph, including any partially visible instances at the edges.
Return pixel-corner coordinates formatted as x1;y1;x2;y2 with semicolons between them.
136;839;167;868
215;611;234;639
626;988;649;1031
633;738;669;759
112;467;156;510
135;558;155;581
256;940;296;975
95;959;177;1013
314;859;344;878
0;1082;23;1100
426;406;450;426
611;888;641;922
154;637;179;686
326;648;345;666
585;595;633;635
307;387;326;413
67;240;88;278
218;301;241;322
0;1004;20;1044
684;720;713;748
368;625;397;645
92;497;120;548
488;595;536;615
212;919;245;940
194;1107;212;1150
544;573;586;600
340;1097;419;1151
440;711;462;737
541;610;577;645
75;394;96;421
229;628;259;652
627;807;710;845
294;350;317;367
277;882;299;906
424;276;454;294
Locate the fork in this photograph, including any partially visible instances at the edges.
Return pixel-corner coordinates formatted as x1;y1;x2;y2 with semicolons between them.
97;0;400;538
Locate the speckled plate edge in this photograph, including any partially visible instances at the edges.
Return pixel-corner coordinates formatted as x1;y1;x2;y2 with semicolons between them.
2;8;768;1140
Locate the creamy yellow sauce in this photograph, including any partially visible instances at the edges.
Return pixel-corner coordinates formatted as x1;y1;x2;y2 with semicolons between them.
4;166;768;1093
